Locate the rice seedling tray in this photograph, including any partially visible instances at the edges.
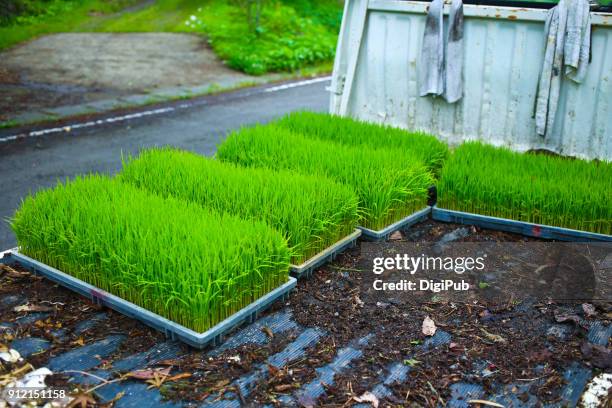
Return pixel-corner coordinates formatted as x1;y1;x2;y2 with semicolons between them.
359;207;432;241
290;229;362;278
0;249;297;349
431;207;612;242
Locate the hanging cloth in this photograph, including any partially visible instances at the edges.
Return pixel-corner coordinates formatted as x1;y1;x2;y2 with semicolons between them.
535;0;591;138
419;0;445;97
444;0;464;103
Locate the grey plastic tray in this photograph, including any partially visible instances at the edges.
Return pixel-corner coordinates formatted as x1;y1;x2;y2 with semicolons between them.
0;250;297;349
359;207;431;241
432;207;612;242
290;229;361;278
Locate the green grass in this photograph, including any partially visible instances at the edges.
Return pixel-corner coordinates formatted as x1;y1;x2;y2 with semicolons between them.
11;175;291;332
0;0;140;50
217;124;434;230
276;111;449;176
438;142;612;234
81;0;203;33
119;148;359;264
192;1;339;75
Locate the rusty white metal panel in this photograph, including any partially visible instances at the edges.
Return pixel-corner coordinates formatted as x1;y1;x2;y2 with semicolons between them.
330;0;612;161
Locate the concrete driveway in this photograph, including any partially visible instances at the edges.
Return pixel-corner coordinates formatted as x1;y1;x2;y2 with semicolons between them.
0;33;278;123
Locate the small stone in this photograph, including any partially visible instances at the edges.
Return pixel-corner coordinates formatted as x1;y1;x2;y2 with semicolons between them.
389;231;403;241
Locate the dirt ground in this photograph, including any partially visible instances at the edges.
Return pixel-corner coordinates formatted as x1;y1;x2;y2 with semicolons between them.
0;33;256;121
0;220;610;407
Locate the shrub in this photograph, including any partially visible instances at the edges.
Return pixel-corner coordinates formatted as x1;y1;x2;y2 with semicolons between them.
120;148;359;264
276;111;449;175
281;0;343;31
194;1;338;74
438;142;612;234
217;125;434;230
11;175;291;332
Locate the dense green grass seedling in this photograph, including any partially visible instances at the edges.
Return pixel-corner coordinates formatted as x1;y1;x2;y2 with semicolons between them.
438;142;612;234
120;148;359;264
217;125;434;230
11;175;291;332
276;111;449;175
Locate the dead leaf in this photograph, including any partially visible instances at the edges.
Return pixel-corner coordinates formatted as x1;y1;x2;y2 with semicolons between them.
167;372;192;382
214;379;230;389
479;309;491;319
354;391;379;407
480;328;507;344
528;349;553;363
67;392;97;408
353;295;364;308
422;316;437;336
580;342;612;369
146;371;170;389
71;337;85;347
0;264;29;278
555;313;581;325
449;342;465;353
128;367;171;380
582;303;597;317
274;383;296;392
262;326;274;339
267;364;280;377
157;359;181;366
13;304;55;313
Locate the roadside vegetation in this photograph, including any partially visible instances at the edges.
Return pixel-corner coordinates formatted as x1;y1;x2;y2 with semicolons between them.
192;1;340;74
120;148;359;264
0;0;140;49
438;142;612;234
0;0;343;75
11;175;291;332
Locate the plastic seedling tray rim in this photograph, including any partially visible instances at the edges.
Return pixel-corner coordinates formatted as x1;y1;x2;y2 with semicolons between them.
290;229;362;278
359;207;432;241
431;207;612;242
0;249;297;349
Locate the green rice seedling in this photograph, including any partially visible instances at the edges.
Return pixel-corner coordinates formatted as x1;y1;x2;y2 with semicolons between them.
438;142;612;234
119;148;359;264
11;175;291;332
276;111;449;175
217;124;435;231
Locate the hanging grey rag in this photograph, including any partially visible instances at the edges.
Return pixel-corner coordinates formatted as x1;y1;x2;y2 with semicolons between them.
564;0;590;82
419;0;444;97
535;0;591;138
444;0;464;103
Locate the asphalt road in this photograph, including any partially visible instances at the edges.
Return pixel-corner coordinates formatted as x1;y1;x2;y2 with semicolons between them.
0;79;329;250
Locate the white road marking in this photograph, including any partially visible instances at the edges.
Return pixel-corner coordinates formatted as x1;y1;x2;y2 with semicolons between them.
0;76;331;144
264;76;331;93
0;107;176;143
